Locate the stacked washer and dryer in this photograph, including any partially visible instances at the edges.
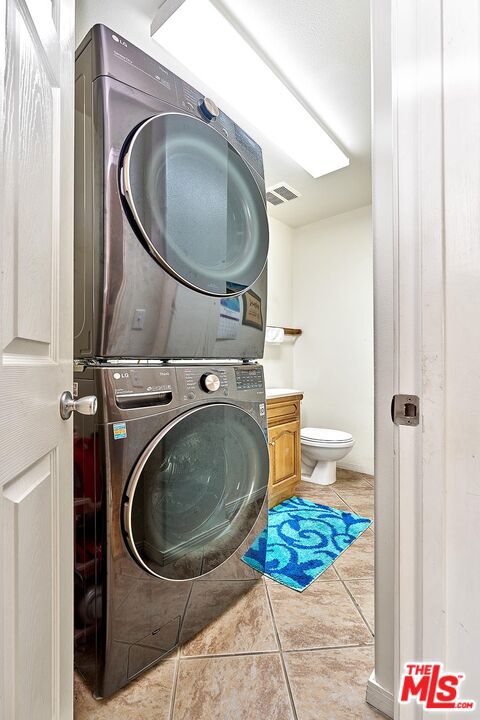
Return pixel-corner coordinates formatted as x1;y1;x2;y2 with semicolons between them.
73;25;270;699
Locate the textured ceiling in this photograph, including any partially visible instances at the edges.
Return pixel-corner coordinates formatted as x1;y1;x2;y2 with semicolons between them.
216;0;372;226
76;0;371;227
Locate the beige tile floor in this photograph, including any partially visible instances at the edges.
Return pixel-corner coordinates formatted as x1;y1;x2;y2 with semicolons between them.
75;469;380;720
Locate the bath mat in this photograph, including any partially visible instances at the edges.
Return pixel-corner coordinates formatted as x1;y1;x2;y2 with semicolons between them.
242;496;372;592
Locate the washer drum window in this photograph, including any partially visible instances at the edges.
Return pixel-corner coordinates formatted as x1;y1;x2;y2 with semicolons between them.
123;404;269;580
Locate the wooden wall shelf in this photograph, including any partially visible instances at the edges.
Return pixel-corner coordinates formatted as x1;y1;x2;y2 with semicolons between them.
268;326;303;336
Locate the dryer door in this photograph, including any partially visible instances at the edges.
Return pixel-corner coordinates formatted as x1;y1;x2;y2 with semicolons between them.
121;112;269;296
123;403;269;580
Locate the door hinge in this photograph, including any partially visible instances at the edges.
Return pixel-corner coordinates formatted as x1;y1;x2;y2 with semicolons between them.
391;394;420;426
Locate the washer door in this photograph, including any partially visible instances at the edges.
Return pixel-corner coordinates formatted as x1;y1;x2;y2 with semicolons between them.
123;404;269;580
121;113;269;296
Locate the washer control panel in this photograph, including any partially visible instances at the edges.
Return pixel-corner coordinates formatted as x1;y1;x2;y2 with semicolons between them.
235;366;264;391
100;364;265;412
180;366;229;402
200;373;221;393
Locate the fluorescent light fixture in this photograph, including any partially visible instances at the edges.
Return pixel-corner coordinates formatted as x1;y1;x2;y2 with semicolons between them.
152;0;349;178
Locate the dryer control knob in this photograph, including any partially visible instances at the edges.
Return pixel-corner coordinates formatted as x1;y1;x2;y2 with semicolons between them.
200;373;221;393
198;97;220;121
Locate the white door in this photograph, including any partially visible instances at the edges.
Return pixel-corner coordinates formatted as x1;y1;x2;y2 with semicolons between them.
0;1;74;719
372;0;480;717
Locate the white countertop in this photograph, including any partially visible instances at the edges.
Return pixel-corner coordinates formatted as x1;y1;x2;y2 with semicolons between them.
265;388;303;400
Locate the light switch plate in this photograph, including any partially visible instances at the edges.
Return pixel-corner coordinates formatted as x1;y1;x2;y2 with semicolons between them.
132;309;146;330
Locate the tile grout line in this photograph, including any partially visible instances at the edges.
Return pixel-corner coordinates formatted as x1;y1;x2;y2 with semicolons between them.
263;579;299;720
331;490;363;514
329;486;375;524
332;563;342;581
180;640;375;661
334;571;375;582
331;560;375;584
338;576;375;638
168;646;181;720
282;642;374;654
328;486;359;513
330;525;375;638
169;567;200;719
180;648;282;661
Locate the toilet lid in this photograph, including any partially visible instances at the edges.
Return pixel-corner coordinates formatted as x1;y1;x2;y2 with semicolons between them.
301;427;353;444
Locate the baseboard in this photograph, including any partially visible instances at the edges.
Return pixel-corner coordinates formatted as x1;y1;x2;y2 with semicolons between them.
366;673;394;718
337;461;374;477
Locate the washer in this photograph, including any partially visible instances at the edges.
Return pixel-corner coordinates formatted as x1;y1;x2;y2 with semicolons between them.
74;363;269;698
74;25;269;361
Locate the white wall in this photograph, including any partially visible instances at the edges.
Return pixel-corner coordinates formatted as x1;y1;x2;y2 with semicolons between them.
262;217;294;388
77;1;161;53
292;205;373;474
76;0;226;97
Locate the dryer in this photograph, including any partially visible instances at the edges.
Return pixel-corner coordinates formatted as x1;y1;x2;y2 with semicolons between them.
73;363;269;698
75;25;269;361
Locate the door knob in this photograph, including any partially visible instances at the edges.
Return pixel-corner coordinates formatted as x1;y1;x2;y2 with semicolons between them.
60;391;97;420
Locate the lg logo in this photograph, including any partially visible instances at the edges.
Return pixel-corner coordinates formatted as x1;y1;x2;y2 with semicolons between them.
111;34;127;48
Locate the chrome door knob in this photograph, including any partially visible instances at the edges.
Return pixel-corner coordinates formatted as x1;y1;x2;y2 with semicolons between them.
60;391;97;420
200;373;221;393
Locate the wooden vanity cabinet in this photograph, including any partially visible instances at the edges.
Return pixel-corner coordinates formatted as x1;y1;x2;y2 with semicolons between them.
266;393;303;507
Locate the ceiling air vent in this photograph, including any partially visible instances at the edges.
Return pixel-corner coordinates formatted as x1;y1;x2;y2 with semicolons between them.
266;183;301;206
266;191;284;206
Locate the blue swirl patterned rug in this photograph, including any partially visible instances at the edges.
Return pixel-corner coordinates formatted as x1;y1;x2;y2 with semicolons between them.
242;496;372;592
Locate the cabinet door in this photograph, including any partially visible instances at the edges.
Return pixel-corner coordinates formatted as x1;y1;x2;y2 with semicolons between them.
269;421;300;488
266;397;302;427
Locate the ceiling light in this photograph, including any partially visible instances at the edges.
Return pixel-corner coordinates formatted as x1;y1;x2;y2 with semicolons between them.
151;0;349;178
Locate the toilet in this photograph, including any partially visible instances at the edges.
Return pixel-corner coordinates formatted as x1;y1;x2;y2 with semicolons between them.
300;427;355;486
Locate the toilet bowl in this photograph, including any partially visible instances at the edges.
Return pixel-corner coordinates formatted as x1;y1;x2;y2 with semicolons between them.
301;427;355;486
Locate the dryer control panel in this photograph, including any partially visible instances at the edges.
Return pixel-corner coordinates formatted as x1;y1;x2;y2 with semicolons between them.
80;24;264;178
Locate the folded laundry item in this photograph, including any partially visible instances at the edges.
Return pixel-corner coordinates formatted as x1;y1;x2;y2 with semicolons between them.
265;326;285;343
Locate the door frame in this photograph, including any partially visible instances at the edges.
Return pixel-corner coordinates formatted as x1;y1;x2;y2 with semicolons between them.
370;0;479;717
370;0;446;714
